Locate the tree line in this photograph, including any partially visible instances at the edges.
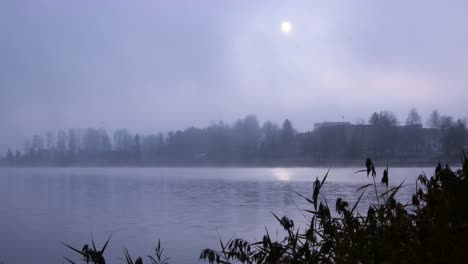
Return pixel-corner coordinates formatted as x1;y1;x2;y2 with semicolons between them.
1;109;467;166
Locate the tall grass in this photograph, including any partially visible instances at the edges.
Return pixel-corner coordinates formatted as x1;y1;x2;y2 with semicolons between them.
63;238;168;264
200;153;468;263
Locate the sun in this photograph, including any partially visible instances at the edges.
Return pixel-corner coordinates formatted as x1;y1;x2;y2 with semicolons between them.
281;21;292;34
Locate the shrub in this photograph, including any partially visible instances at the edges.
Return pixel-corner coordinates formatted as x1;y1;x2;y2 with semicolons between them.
200;154;468;264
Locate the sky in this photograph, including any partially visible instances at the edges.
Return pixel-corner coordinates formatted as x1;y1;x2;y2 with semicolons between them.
1;0;467;152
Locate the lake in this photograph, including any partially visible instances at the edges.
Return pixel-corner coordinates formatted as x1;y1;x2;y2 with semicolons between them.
0;166;434;263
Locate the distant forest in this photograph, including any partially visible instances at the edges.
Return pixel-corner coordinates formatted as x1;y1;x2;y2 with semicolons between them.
1;109;467;166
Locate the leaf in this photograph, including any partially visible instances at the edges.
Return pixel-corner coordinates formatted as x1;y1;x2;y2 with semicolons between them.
388;180;405;201
82;244;89;253
354;169;367;174
271;212;281;224
63;257;77;264
380;180;405;200
91;233;97;252
303;209;319;215
135;257;143;264
218;233;225;252
320;169;330;188
350;191;365;214
355;184;373;192
100;234;112;253
124;248;134;264
294;191;314;205
148;256;157;264
62;242;86;257
312;177;321;210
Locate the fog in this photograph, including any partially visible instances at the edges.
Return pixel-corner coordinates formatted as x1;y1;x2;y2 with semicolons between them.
1;0;467;152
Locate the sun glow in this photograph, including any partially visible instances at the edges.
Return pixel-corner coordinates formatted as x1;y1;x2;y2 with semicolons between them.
281;21;292;34
272;168;292;181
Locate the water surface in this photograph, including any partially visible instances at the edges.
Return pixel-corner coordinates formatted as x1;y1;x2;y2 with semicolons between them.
0;166;431;263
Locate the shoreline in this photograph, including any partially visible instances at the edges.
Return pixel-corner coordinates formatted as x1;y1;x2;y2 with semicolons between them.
0;159;461;169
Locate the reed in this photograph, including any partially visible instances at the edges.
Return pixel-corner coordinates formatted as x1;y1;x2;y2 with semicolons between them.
200;152;468;263
64;238;168;264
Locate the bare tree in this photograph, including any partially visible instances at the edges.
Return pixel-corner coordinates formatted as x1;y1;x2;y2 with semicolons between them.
56;130;67;161
369;110;399;126
113;129;133;151
460;116;468;127
45;131;54;150
405;108;422;126
426;109;441;128
440;115;455;129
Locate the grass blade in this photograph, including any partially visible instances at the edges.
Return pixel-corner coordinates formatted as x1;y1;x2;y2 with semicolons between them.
355;183;372;192
62;242;86;257
350;191;365;214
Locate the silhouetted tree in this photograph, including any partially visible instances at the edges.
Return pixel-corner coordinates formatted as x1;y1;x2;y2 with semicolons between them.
259;121;280;160
113;129;133;152
14;150;21;162
44;131;55;163
232;115;260;162
426;109;441;128
440;115;455;130
133;134;141;161
68;129;80;161
141;134;162;162
369;112;380;125
369;110;399;126
6;149;13;164
281;119;295;144
442;119;467;157
405;108;422;126
280;119;297;157
5;111;467;166
46;131;54;150
206;121;231;162
56;130;67;163
82;128;111;162
112;129;134;162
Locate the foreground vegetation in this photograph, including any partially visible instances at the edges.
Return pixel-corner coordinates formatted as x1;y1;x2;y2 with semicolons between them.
200;154;468;263
64;154;468;263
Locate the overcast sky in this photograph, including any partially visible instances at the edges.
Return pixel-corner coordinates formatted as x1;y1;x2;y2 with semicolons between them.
1;0;467;152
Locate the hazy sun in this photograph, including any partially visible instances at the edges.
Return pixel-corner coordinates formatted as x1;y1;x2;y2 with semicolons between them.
281;21;292;34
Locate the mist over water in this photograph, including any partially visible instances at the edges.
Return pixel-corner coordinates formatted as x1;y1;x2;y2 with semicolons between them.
0;166;423;263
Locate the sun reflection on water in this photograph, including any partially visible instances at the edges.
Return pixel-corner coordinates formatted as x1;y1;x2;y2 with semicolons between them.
272;168;293;181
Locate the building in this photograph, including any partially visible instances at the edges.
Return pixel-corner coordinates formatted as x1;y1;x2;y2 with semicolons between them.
314;122;351;130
